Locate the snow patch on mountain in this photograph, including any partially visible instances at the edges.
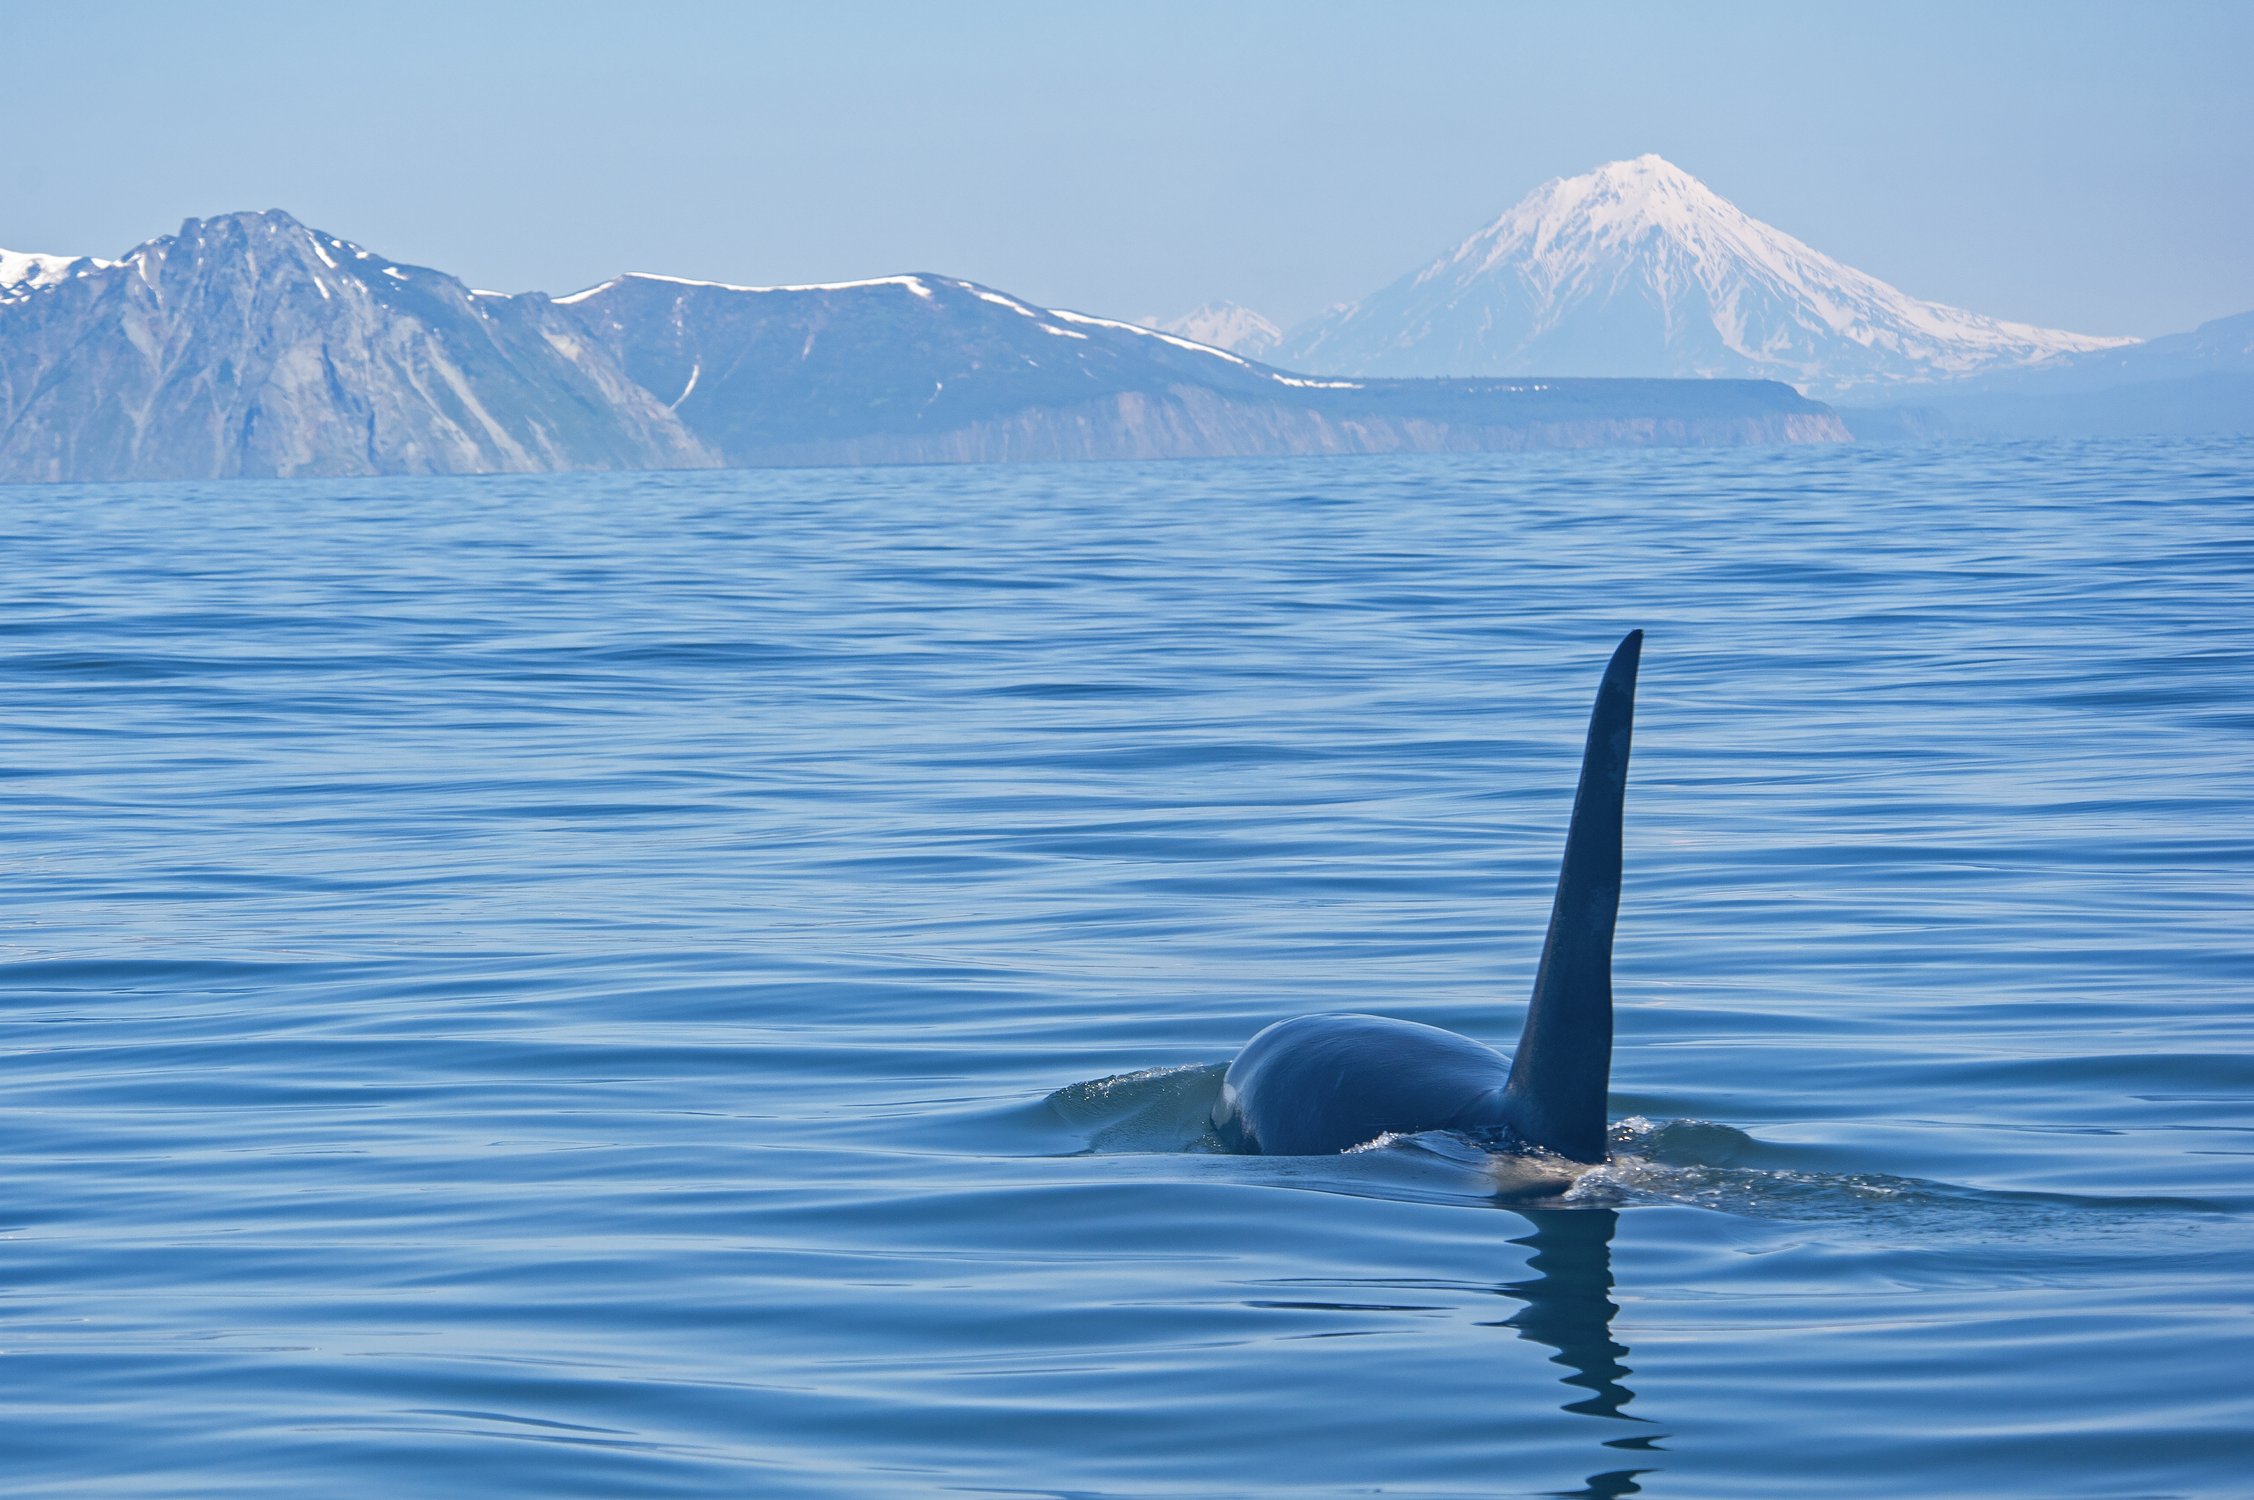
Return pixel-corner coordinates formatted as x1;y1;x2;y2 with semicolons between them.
1149;302;1284;360
0;248;117;303
1279;155;2135;397
553;271;936;306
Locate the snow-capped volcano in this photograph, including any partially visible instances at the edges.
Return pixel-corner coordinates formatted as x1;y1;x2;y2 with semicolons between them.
1278;154;2134;397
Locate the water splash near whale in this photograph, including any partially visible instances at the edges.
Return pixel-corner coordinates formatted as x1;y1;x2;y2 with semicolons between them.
1039;1063;2223;1226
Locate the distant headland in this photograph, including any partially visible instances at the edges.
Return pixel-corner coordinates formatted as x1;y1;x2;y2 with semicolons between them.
0;205;1840;486
4;156;2244;485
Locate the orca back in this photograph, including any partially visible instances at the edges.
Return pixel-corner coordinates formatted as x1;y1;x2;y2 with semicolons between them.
1215;1013;1510;1155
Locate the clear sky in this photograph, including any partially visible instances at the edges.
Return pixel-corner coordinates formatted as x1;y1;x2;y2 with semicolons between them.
6;1;2248;338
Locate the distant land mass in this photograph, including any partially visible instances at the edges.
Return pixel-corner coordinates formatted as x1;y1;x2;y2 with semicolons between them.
0;215;705;482
1836;309;2254;441
0;210;1844;485
1269;156;2135;399
1147;303;1283;361
1154;156;2247;440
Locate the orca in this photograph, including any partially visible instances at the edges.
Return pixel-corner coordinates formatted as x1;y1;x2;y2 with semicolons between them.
1212;630;1642;1163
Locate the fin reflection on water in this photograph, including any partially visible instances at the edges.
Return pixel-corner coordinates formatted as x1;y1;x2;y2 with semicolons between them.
1487;1207;1661;1498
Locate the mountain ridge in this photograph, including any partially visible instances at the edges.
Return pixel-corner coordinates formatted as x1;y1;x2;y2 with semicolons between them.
1148;302;1283;360
0;209;1846;483
1838;307;2254;441
0;246;116;305
1278;155;2135;398
549;268;1841;466
0;210;710;482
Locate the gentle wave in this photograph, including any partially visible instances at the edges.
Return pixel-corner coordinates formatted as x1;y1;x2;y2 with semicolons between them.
4;440;2251;1497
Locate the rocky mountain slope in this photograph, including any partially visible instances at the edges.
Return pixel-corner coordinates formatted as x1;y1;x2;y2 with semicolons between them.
0;212;709;483
0;210;1847;484
1278;155;2134;398
553;270;1842;465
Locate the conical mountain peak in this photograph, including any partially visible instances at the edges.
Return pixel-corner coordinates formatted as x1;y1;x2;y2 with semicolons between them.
1283;158;2132;396
1576;153;1710;198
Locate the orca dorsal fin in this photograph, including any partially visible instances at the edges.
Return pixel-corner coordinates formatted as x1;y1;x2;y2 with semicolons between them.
1503;630;1641;1162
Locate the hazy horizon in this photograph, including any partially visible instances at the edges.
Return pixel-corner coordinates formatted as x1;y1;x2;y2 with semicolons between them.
6;1;2250;339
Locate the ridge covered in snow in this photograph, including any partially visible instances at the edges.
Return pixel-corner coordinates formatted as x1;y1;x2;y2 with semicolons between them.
0;247;116;303
559;270;1357;394
0;210;710;481
0;205;1849;482
1278;155;2136;396
1148;302;1284;360
552;271;941;306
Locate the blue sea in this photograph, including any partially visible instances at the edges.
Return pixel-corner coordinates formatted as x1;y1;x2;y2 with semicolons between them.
5;440;2250;1498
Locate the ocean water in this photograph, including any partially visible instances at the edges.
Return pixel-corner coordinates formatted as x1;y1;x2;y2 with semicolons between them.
3;440;2249;1498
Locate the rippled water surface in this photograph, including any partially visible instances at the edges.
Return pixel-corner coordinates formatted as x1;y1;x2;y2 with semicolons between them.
5;441;2251;1497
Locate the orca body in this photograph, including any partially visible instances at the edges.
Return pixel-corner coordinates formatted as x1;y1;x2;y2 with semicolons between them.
1213;631;1643;1164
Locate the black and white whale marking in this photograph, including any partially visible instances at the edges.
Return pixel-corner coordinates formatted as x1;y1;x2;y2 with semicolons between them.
1213;631;1642;1163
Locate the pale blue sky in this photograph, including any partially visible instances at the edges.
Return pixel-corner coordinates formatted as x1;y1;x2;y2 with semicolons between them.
7;1;2248;336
